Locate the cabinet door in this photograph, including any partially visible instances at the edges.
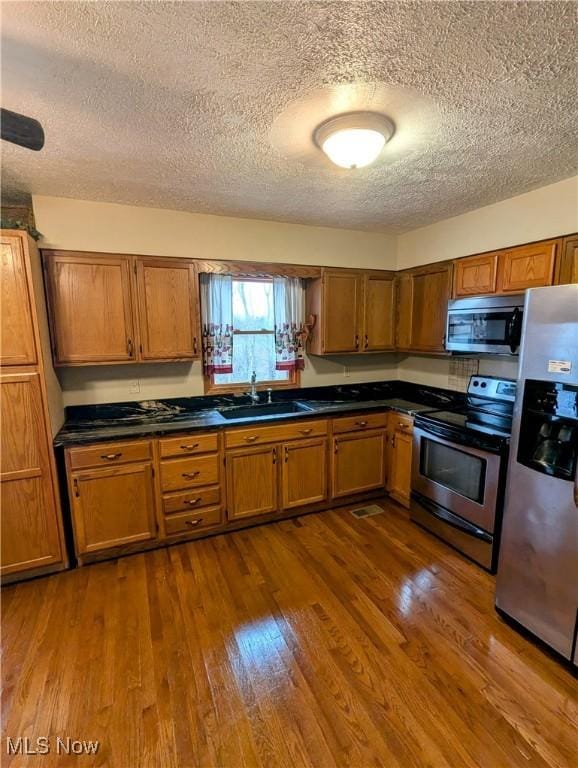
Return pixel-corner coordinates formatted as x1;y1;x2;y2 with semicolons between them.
362;274;395;351
453;253;498;297
322;271;362;353
71;463;157;554
497;241;557;293
0;234;37;366
331;430;386;498
0;373;63;575
557;236;578;285
281;438;327;510
226;445;278;521
395;273;413;350
387;416;413;509
44;252;136;365
135;258;200;360
410;265;452;351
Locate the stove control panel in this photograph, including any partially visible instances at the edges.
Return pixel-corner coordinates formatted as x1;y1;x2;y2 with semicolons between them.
468;376;517;402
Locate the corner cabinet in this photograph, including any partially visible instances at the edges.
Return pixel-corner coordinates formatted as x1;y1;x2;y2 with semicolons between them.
306;269;396;355
386;413;413;508
395;262;453;353
43;251;200;366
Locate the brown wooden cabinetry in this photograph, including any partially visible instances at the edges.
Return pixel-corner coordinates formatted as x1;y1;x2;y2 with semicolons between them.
226;444;278;521
306;269;395;355
0;230;66;582
43;251;200;366
386;413;413;508
70;461;157;556
396;262;452;353
557;236;578;285
497;240;557;293
281;437;327;509
135;257;200;361
332;429;386;498
453;252;499;297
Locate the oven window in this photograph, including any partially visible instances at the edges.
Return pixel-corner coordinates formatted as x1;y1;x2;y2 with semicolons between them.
447;312;511;346
420;438;487;503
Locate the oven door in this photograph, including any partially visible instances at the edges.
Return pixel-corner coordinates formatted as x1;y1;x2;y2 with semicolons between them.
446;306;523;354
412;426;501;533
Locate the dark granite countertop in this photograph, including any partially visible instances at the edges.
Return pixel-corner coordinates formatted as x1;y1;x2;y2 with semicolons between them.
54;380;464;448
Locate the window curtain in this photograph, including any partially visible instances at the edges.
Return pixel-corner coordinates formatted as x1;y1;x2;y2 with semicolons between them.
273;276;305;371
200;273;234;374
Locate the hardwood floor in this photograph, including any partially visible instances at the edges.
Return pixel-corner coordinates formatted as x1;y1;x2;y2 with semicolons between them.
2;500;577;767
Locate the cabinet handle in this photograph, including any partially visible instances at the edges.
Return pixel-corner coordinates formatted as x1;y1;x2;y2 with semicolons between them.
100;452;122;460
364;334;369;349
284;446;289;463
392;434;396;448
355;420;368;427
272;448;277;464
244;436;258;443
299;428;312;435
355;334;359;351
185;519;202;527
127;338;134;357
193;337;198;355
73;478;80;498
184;498;201;506
334;442;338;454
180;443;199;451
182;471;200;479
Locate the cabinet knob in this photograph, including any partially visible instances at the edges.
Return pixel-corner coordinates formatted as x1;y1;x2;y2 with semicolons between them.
100;452;122;460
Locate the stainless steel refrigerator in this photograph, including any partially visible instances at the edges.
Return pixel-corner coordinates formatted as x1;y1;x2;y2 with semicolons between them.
495;284;578;664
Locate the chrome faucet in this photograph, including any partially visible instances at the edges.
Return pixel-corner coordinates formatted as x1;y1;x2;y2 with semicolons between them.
247;371;260;404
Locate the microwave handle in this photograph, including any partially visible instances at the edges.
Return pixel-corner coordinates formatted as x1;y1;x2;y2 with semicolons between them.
506;307;522;354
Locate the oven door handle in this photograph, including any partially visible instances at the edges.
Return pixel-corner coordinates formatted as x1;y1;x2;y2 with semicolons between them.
412;492;493;542
506;307;522;354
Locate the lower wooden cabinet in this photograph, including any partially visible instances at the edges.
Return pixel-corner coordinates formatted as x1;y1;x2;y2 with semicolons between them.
332;430;386;498
386;414;414;508
70;462;158;555
281;437;327;509
226;444;278;521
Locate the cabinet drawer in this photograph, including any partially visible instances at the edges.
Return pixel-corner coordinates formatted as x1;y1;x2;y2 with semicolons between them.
225;419;328;448
162;486;221;515
164;505;223;537
389;412;414;434
68;440;152;470
332;412;388;434
159;432;218;458
160;454;220;492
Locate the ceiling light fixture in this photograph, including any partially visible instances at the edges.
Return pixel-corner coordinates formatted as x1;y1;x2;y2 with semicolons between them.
313;112;395;169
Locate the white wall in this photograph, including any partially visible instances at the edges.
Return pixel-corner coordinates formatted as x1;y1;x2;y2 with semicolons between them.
397;175;578;269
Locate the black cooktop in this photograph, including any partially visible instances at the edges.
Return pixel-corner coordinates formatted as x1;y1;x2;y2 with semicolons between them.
416;407;512;438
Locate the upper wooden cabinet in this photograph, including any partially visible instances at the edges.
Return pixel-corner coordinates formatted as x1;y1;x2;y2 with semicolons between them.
497;240;557;293
396;262;452;353
557;236;578;285
43;251;200;366
1;234;37;366
135;257;200;361
453;239;562;298
44;252;136;365
306;269;395;355
453;252;499;297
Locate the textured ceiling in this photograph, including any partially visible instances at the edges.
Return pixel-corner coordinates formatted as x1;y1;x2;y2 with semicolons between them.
1;1;577;233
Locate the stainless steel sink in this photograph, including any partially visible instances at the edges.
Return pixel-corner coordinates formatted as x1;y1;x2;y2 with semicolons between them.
218;401;314;420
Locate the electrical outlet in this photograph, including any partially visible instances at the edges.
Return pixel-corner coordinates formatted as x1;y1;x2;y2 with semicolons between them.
129;380;140;394
343;365;350;378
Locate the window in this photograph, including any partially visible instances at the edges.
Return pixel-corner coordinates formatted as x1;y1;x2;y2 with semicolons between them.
207;277;299;392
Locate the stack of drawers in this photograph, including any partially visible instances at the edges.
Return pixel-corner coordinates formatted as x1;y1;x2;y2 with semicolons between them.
158;433;223;536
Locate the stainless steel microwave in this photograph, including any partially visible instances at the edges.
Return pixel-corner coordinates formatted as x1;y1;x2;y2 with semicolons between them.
446;295;525;355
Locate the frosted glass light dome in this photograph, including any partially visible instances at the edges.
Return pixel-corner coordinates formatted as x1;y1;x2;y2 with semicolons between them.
314;112;394;170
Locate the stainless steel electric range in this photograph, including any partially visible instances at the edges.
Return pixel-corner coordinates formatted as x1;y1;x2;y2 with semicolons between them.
410;375;517;572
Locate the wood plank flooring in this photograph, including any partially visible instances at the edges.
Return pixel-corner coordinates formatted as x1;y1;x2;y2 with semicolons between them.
2;500;577;767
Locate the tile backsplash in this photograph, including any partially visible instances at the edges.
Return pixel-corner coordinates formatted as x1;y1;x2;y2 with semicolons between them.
448;358;480;392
